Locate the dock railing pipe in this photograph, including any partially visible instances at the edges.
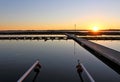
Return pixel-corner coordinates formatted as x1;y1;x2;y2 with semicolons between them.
17;60;40;82
81;64;95;82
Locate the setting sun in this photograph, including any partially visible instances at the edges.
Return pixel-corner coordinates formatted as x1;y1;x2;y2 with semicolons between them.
92;26;99;32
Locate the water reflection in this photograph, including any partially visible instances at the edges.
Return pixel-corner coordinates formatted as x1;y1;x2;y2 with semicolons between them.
76;60;84;82
0;40;120;82
33;64;41;82
80;43;120;75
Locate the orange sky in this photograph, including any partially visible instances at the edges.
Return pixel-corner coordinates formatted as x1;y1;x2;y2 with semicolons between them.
0;0;120;30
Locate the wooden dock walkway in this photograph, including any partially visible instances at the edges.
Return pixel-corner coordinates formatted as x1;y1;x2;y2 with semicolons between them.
66;34;120;68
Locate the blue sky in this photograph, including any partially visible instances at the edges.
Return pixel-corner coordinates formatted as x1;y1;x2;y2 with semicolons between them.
0;0;120;30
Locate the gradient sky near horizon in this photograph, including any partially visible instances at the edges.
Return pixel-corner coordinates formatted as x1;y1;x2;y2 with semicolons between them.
0;0;120;30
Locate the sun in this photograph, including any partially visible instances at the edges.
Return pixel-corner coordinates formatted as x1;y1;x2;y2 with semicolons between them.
92;26;99;32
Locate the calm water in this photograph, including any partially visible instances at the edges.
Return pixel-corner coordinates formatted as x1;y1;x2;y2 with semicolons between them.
0;39;120;82
92;40;120;52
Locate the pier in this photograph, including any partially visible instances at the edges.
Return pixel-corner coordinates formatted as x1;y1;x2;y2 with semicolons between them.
66;33;120;73
0;32;120;81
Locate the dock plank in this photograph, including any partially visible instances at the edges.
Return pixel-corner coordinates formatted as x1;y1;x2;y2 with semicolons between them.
66;34;120;67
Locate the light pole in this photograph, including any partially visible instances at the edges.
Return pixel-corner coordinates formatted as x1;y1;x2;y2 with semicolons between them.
74;24;76;35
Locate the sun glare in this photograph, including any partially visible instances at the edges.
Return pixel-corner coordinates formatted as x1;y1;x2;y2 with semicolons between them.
92;26;99;32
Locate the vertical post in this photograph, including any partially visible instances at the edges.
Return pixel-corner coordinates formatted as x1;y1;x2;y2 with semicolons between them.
74;24;76;35
74;24;76;56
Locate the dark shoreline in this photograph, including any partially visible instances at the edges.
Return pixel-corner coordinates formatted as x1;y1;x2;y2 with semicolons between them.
0;30;120;35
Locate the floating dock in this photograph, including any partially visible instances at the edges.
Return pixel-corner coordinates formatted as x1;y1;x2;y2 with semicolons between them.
66;34;120;69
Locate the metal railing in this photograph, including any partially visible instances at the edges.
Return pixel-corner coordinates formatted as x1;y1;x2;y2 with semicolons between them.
17;60;41;82
76;59;95;82
81;64;95;82
17;59;94;82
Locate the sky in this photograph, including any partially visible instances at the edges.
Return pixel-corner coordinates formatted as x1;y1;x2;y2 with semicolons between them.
0;0;120;30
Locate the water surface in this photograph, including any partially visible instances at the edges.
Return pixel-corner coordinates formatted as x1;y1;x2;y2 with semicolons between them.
0;39;120;82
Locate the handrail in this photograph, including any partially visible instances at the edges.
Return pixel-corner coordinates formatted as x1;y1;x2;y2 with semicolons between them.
17;60;41;82
81;64;95;82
